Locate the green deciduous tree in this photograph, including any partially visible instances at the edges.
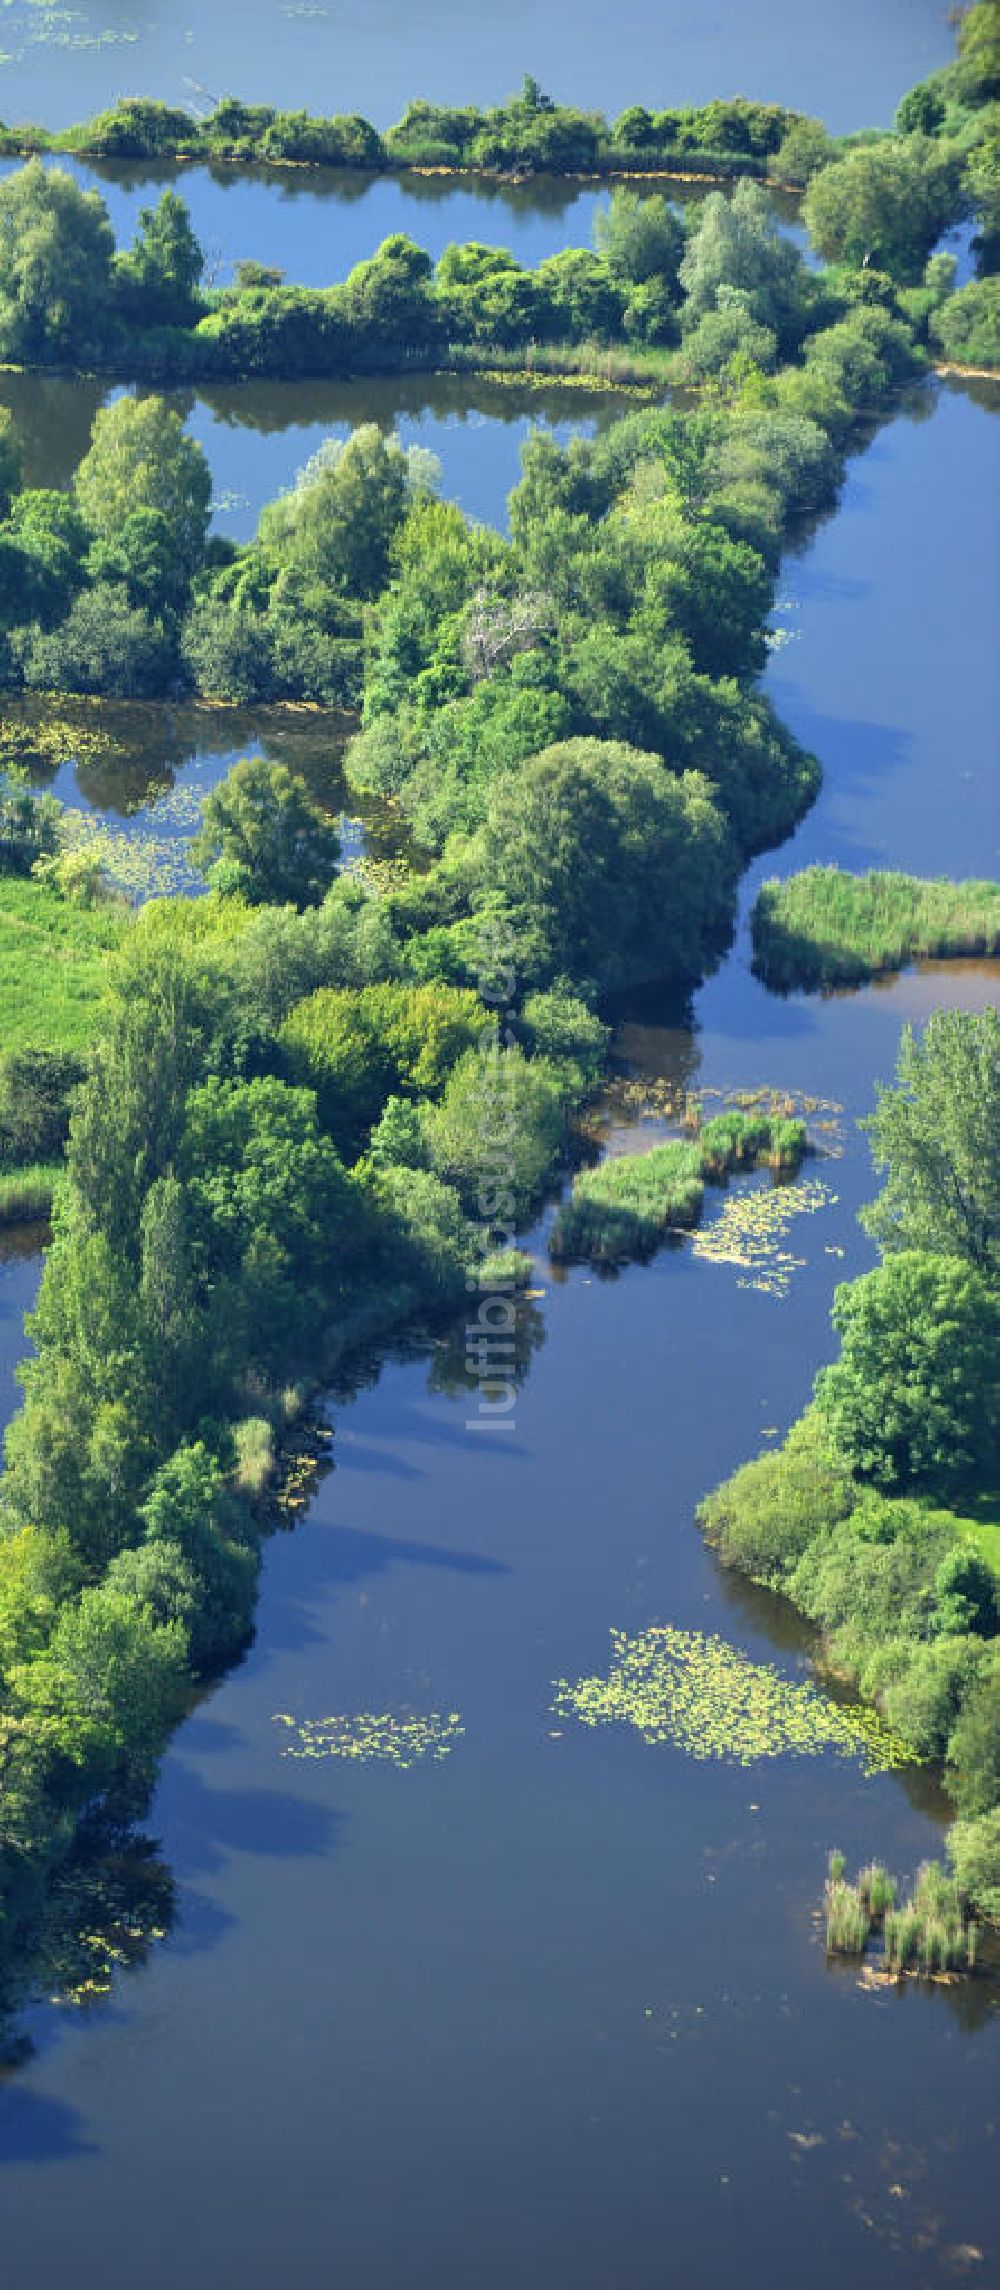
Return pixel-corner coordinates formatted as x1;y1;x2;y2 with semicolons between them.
0;161;115;360
860;1008;1000;1275
594;188;684;287
803;136;963;279
679;179;806;346
482;737;735;992
193;756;341;908
259;424;416;600
814;1252;1000;1498
74;395;211;580
113;189;205;327
954;2;1000;107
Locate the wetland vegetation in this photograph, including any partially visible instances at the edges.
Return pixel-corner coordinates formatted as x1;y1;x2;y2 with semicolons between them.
699;1010;1000;1919
751;866;1000;990
0;4;998;2055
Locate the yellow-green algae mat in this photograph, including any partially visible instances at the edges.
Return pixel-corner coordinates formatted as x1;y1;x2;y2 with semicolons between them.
691;1177;835;1297
552;1626;915;1773
273;1711;464;1767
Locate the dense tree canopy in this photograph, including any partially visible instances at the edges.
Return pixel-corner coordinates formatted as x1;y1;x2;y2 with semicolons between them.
481;737;735;991
803;136;964;279
814;1252;1000;1498
74;395;212;580
192;758;342;908
860;1009;1000;1276
0;161;115;360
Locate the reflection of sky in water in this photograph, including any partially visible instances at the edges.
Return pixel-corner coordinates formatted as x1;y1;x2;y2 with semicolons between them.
0;151;806;287
193;401;600;538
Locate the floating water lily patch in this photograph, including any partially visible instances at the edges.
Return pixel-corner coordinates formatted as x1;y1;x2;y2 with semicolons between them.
552;1626;915;1774
274;1710;464;1767
691;1176;835;1296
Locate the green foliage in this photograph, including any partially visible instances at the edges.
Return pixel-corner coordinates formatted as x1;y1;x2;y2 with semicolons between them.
947;1657;1000;1815
113;190;205;328
815;1253;1000;1498
519;992;610;1087
882;1636;987;1758
364;1162;469;1307
895;82;947;137
678;179;807;348
860;1010;1000;1276
0;489;87;633
11;1583;189;1795
697;1406;857;1586
74;396;211;582
803;136;964;279
192;757;341;909
954;2;1000;107
931;275;1000;366
279;981;484;1159
178;1075;361;1375
550;1141;703;1263
751;867;1000;989
771;116;834;185
482;738;736;993
949;1809;1000;1916
421;1042;566;1221
87;507;193;625
0;1047;87;1170
594;189;684;289
138;1442;258;1670
933;1550;1000;1639
0;161;115;361
258;424;417;601
14;588;175;699
669;290;778;383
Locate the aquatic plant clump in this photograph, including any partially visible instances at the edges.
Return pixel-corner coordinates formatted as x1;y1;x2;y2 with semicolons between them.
691;1176;834;1295
549;1114;808;1266
551;1626;913;1772
273;1710;464;1767
824;1852;978;1977
549;1141;703;1263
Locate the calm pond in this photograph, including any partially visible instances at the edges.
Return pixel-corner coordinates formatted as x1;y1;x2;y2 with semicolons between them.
0;0;954;138
0;22;998;2283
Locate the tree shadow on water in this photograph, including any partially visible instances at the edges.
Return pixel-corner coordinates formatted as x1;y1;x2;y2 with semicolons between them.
255;1521;511;1664
150;1768;346;1881
0;2085;97;2166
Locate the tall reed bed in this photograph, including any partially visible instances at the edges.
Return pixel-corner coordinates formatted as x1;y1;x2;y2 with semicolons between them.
550;1111;806;1264
752;867;1000;991
824;1850;978;1975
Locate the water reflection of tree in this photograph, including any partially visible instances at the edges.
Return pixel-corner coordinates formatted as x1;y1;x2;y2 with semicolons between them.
0;371;105;493
0;1822;174;2051
425;1293;547;1401
7;693;409;865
